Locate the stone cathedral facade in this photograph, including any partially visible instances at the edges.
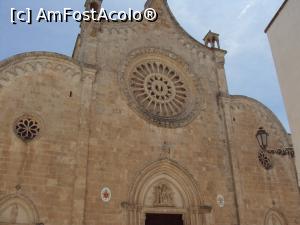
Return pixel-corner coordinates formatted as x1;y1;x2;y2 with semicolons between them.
0;0;299;225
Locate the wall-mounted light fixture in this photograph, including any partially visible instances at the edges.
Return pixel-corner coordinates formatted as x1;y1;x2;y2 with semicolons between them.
256;127;294;170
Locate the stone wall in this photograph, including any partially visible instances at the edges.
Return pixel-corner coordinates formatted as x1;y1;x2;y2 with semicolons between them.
0;53;96;225
0;0;299;225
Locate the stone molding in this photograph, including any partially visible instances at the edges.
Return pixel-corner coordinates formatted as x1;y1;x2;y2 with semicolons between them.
0;52;97;91
123;159;212;225
229;95;289;143
264;209;287;225
0;194;39;225
0;52;96;91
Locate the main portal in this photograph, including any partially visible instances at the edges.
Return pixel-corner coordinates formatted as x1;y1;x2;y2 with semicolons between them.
145;213;184;225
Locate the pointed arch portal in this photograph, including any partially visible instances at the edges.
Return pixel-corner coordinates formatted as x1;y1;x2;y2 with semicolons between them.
122;159;212;225
264;209;287;225
0;194;39;225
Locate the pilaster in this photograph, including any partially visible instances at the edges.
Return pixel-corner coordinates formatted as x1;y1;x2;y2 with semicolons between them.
70;66;97;225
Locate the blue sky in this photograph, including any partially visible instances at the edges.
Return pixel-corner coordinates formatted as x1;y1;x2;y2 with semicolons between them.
0;0;290;131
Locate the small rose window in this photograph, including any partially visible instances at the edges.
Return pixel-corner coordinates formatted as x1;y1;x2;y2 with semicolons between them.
258;150;272;170
14;116;40;141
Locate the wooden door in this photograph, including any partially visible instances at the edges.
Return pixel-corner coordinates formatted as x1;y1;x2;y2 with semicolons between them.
145;213;183;225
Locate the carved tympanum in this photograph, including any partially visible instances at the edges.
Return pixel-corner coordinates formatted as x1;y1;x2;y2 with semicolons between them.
153;183;174;207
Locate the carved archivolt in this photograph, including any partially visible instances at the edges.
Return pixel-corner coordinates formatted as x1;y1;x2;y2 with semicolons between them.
122;159;211;225
0;194;39;225
119;48;205;128
264;209;287;225
128;159;202;206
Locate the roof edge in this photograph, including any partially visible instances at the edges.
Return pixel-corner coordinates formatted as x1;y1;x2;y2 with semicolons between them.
230;95;288;135
265;0;288;33
0;51;96;72
145;0;227;53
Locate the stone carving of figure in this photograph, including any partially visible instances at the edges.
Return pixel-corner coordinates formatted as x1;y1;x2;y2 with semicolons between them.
9;204;19;223
160;142;171;159
153;184;174;207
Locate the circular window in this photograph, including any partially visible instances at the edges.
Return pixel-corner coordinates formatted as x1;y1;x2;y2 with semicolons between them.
120;50;201;128
14;116;41;142
258;150;272;170
130;62;188;117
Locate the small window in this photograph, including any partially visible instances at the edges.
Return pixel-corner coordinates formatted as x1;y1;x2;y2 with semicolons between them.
14;115;41;142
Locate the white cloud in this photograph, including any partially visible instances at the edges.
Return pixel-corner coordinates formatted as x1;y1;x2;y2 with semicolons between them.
238;0;257;19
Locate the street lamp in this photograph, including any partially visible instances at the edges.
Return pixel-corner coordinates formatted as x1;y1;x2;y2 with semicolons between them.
255;127;294;170
256;127;269;150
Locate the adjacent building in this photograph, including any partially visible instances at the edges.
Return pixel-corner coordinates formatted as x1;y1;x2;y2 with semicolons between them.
265;0;300;185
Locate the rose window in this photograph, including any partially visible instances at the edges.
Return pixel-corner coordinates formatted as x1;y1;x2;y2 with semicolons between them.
258;150;272;170
130;62;188;117
121;51;201;128
14;116;40;141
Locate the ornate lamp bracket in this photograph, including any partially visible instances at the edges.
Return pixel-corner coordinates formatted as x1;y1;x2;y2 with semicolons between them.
265;147;295;158
256;127;295;170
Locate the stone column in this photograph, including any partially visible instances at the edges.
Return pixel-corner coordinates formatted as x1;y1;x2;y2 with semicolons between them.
139;210;146;225
122;202;140;225
189;207;199;225
198;205;213;225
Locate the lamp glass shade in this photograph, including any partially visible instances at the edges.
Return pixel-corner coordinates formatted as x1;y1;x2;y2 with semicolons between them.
256;127;268;150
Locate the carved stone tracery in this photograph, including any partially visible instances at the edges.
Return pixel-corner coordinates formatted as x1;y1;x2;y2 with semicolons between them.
258;150;273;170
120;48;205;128
130;61;188;118
14;115;41;142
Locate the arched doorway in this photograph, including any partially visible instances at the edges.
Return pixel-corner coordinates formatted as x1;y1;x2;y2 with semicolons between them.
0;194;39;225
122;159;212;225
145;213;183;225
264;209;287;225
